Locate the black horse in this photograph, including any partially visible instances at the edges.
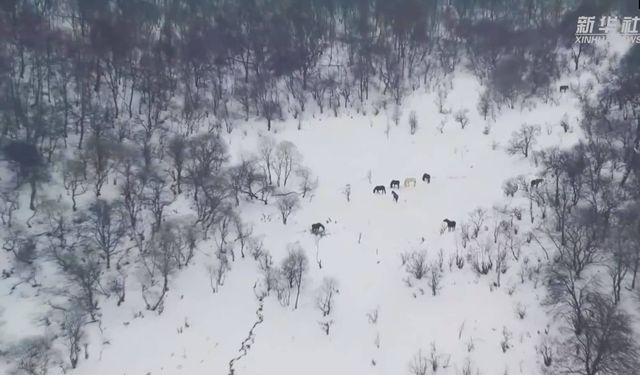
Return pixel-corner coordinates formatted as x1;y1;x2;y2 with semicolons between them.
443;219;456;231
530;178;544;188
311;223;325;235
422;173;431;183
392;191;398;202
373;185;386;194
559;85;569;93
390;180;400;189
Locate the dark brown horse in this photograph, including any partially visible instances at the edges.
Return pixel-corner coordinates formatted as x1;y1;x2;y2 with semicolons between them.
530;178;543;188
443;219;456;231
311;223;325;235
373;185;386;194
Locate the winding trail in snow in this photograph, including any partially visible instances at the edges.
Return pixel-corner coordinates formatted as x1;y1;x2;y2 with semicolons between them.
227;296;265;375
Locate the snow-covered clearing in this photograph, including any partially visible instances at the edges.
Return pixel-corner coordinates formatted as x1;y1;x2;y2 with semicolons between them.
0;71;586;375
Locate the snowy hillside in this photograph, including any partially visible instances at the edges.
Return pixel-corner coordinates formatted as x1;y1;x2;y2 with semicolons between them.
4;72;583;375
2;2;640;375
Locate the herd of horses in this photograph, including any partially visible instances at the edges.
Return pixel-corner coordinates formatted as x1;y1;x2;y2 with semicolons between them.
310;171;452;235
306;84;568;238
374;173;431;196
309;176;546;237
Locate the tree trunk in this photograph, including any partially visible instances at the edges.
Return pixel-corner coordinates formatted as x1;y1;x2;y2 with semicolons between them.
294;283;301;309
29;177;37;211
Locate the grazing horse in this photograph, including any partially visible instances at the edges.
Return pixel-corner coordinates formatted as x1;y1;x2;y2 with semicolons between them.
404;177;417;187
559;85;569;93
422;173;431;183
390;180;400;189
530;178;544;188
443;219;456;231
311;223;325;235
373;185;386;194
392;191;398;202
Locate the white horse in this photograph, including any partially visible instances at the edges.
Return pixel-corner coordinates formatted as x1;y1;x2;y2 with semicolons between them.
404;177;417;187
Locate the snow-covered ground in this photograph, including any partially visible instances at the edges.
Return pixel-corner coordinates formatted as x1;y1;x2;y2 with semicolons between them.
1;66;601;375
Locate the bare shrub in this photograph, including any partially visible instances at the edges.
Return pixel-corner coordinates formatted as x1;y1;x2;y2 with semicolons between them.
428;262;443;296
409;349;428;375
316;277;339;317
404;250;429;280
454;109;470;129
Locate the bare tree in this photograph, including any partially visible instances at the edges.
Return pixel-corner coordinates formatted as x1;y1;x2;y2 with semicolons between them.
0;190;19;227
507;124;541;158
227;157;264;205
61;307;86;369
409;110;418;135
296;167;317;199
49;237;104;322
281;244;308;309
2;141;46;211
545;208;602;279
316;277;339;317
3;226;38;273
118;150;146;237
435;85;450;114
6;335;56;375
428;262;443;296
84;135;115;197
546;262;596;337
206;255;230;294
605;224;632;304
62;158;88;212
392;103;402;125
87;199;125;270
274;141;302;187
197;181;232;241
477;90;494;121
144;174;174;233
276;193;300;225
555;293;640;375
459;223;471;248
166;135;187;195
494;247;508;287
233;216;252;259
468;207;487;239
258;251;279;296
621;209;640;289
257;80;282;131
186;133;229;202
503;223;523;261
213;208;236;262
258;136;277;186
139;222;189;312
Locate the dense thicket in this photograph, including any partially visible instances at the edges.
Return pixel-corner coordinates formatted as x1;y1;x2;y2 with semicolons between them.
0;0;626;147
